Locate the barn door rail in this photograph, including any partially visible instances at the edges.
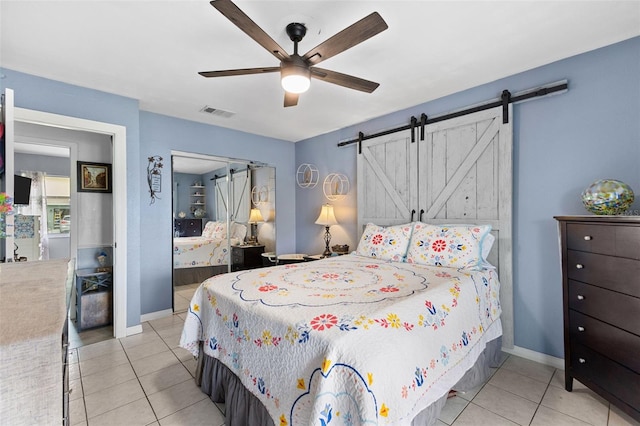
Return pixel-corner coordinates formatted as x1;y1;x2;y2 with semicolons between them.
339;80;568;149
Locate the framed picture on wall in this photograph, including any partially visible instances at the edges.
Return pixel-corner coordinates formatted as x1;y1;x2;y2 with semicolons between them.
77;161;112;193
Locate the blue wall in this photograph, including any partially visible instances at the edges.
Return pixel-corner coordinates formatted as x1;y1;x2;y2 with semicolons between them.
295;37;640;358
1;68;144;328
1;69;296;325
3;36;638;355
15;153;70;177
173;172;203;219
138;111;295;315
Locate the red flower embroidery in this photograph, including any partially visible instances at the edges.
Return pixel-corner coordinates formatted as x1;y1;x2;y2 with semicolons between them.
380;286;399;293
372;234;383;245
432;239;446;252
365;264;379;269
258;284;278;292
322;273;340;280
310;314;338;331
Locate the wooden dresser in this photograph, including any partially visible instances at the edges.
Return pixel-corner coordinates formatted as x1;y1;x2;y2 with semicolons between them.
555;216;640;421
174;218;203;237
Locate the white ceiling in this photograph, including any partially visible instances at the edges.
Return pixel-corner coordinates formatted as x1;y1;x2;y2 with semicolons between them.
172;155;228;174
1;1;638;143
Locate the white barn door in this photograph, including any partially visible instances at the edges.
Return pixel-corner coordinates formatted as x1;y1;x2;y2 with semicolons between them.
357;105;514;349
357;133;418;228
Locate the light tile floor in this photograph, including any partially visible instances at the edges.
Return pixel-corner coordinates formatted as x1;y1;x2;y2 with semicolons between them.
69;285;640;426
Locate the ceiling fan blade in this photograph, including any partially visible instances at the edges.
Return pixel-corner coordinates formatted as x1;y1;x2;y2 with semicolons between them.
199;67;280;78
311;68;380;93
302;12;388;66
284;92;299;107
210;0;289;61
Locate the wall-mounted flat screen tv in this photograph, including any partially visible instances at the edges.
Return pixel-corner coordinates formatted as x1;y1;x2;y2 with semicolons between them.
14;175;32;205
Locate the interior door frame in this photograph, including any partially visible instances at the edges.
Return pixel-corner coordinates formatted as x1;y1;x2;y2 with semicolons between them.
14;106;128;339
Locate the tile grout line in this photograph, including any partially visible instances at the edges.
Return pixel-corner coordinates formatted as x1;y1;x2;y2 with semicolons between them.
526;369;554;426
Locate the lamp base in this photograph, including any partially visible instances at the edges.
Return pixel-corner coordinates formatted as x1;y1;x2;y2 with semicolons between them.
322;226;332;258
249;223;259;245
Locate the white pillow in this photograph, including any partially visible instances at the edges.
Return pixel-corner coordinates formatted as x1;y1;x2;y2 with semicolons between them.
355;223;413;262
231;222;247;241
480;232;496;269
202;221;217;238
406;222;492;270
207;221;227;239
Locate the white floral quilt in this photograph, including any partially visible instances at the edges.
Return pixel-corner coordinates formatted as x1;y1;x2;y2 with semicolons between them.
180;254;502;425
173;237;237;269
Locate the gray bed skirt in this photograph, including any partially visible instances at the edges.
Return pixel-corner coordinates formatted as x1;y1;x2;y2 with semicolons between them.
173;265;228;286
195;336;503;426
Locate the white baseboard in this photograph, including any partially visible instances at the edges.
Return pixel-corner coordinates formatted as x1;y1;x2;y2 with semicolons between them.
502;345;565;370
140;309;173;323
126;324;143;336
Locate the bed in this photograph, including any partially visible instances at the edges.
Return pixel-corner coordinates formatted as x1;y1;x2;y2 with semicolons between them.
173;236;239;269
181;222;503;426
173;221;247;285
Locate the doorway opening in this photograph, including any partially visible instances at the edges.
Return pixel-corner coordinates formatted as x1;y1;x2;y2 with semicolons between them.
13;106;128;339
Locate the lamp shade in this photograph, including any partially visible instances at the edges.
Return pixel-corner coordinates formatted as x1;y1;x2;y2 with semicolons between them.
315;204;338;226
248;208;264;224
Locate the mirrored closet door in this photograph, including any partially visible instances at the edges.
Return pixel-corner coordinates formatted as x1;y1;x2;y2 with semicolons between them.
171;151;275;312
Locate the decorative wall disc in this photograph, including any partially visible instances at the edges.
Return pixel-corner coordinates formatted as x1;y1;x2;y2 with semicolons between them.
296;163;319;188
251;185;270;206
323;173;350;200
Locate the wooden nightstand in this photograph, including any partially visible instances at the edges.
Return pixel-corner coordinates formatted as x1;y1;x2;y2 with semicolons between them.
231;245;265;271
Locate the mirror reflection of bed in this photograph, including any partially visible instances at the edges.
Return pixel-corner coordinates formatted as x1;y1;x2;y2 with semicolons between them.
171;152;275;313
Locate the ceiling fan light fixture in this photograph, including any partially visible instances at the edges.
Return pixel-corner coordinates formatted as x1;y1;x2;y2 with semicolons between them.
281;58;311;94
281;74;310;94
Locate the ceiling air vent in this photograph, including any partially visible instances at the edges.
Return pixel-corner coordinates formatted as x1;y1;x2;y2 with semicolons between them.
200;105;235;118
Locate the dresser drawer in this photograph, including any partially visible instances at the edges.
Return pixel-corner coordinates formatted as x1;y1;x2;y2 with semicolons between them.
569;280;640;335
569;310;640;372
231;251;243;264
567;223;640;260
571;342;640;413
567;250;640;297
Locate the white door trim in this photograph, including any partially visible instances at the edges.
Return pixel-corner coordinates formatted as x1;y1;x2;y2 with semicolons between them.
14;107;128;339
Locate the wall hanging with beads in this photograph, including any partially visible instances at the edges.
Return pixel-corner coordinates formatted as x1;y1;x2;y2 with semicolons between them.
147;155;163;204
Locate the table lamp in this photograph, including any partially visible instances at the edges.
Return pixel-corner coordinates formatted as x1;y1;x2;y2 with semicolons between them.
315;204;338;257
248;208;264;245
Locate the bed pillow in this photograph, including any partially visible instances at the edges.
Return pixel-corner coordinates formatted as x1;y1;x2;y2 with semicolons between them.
202;221;216;238
406;222;492;270
481;232;496;269
203;221;227;239
231;222;247;241
355;222;413;261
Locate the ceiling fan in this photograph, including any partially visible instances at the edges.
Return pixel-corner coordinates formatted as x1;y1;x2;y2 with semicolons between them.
199;0;388;107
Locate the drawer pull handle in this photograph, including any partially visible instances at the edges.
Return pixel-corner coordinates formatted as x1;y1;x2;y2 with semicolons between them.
575;264;584;269
578;358;586;364
577;326;585;332
577;295;585;300
583;235;592;241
